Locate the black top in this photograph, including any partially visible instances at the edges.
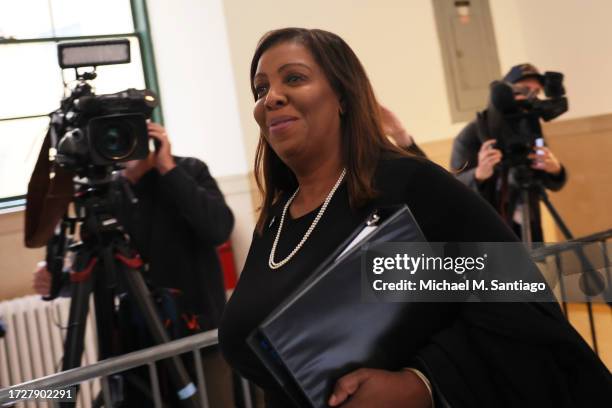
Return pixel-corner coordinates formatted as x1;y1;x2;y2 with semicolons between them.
219;157;611;407
115;156;234;330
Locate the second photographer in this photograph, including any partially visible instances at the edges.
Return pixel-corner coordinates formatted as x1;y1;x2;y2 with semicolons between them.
451;63;568;242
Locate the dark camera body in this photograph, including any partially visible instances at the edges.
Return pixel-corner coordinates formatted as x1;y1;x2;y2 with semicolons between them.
52;83;158;174
487;108;545;169
486;71;568;168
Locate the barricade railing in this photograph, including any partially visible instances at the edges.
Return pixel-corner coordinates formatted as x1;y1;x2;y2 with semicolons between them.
0;329;253;408
530;228;612;355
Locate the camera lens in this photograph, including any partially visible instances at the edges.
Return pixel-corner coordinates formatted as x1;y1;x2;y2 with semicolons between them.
94;121;137;160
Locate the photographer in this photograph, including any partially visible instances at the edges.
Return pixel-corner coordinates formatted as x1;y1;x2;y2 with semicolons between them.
451;63;567;241
33;122;236;407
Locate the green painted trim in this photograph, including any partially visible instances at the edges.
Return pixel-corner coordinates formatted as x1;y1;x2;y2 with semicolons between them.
130;0;164;125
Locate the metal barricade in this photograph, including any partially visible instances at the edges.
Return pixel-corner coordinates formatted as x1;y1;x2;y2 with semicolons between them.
531;228;612;356
0;329;253;408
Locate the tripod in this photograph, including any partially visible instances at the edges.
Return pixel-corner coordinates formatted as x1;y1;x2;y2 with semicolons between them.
507;163;551;246
51;174;201;408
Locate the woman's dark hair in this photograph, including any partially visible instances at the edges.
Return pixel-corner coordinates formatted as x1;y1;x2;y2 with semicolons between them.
251;28;408;234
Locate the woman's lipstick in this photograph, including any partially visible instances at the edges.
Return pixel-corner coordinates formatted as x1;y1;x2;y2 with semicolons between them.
268;116;298;135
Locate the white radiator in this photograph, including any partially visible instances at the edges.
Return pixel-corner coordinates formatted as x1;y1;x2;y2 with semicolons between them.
0;295;100;408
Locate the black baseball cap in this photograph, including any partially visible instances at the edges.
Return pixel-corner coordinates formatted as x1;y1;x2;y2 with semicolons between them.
503;63;545;84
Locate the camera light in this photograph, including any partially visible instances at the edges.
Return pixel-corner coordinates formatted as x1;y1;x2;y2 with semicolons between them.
58;39;130;69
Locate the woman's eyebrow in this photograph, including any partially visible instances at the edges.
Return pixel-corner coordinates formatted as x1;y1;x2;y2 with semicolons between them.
254;62;312;80
253;62;312;84
277;62;311;72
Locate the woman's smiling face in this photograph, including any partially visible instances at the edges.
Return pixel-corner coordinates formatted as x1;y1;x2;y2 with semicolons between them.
252;41;343;164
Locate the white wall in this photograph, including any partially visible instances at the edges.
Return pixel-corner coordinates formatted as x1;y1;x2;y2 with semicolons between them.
498;0;612;121
146;0;248;177
489;0;530;72
146;0;255;271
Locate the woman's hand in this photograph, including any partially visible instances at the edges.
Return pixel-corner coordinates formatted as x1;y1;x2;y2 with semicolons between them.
379;104;414;148
328;368;432;408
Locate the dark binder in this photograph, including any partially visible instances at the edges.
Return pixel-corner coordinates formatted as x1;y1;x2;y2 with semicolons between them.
247;206;428;408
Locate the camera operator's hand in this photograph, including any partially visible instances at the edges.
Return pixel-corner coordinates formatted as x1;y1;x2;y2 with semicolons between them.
123;154;155;184
475;139;503;182
529;146;562;175
122;123;176;183
33;262;51;297
148;122;176;175
379;104;414;148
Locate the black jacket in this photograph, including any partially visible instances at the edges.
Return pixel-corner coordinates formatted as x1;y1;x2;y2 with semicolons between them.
451;110;567;241
116;156;234;330
220;157;610;407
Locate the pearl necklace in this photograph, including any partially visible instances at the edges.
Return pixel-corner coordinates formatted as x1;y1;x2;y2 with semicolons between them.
268;168;347;270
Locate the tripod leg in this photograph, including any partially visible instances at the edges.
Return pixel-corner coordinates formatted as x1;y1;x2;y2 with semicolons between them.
92;273;122;407
94;247;121;361
520;189;533;247
539;189;573;240
586;301;599;354
122;266;201;408
62;278;93;369
60;258;95;408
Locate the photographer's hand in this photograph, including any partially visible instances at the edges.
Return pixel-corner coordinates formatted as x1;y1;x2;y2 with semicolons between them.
148;122;176;175
123;155;154;184
379;104;414;148
33;262;51;297
529;146;562;175
475;139;502;181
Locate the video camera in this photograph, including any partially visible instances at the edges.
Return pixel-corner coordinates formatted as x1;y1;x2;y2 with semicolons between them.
50;39;158;178
25;38;159;248
486;71;568;168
